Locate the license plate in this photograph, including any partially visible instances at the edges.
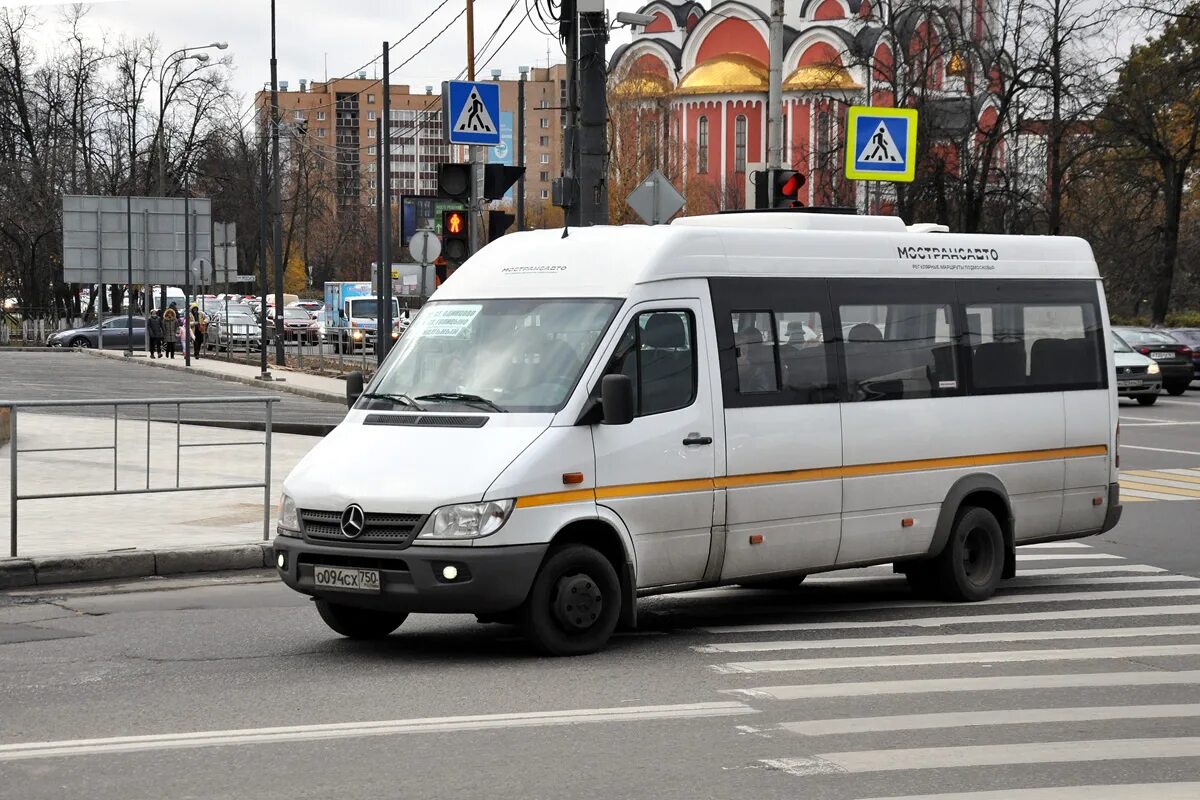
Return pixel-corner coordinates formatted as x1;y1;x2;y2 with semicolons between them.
312;566;380;593
1118;380;1141;387
1150;352;1173;360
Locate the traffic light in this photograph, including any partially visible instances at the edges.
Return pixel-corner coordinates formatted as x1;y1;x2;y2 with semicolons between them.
437;163;471;203
753;169;807;209
488;209;515;242
483;165;525;201
442;209;469;265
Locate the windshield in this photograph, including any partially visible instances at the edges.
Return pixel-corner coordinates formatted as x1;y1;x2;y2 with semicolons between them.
1111;333;1133;353
284;308;309;320
227;315;256;325
1118;328;1177;345
370;298;622;413
347;298;399;320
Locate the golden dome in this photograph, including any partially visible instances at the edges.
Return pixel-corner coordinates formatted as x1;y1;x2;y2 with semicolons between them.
677;54;768;95
784;64;863;92
611;72;673;99
946;52;969;77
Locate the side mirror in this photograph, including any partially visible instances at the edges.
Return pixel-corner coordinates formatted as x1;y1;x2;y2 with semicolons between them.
600;374;635;426
338;309;346;319
345;371;364;409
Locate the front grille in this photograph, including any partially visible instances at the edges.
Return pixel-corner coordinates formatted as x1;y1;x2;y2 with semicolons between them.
297;553;408;571
1119;366;1148;375
300;508;425;547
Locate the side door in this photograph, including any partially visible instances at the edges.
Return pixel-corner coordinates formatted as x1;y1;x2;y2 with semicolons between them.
591;300;717;589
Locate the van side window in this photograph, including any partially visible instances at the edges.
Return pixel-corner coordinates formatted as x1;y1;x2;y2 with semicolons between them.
731;311;779;392
960;280;1106;393
604;310;696;416
838;302;959;401
776;312;833;402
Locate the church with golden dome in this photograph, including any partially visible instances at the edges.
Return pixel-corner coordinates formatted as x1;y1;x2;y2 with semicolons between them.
608;0;996;212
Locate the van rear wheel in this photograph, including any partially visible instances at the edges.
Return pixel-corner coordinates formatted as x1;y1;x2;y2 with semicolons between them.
933;506;1004;602
520;544;620;656
315;599;407;639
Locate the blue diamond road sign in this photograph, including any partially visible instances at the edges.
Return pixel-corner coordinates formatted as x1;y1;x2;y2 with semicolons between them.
442;80;502;146
844;106;918;183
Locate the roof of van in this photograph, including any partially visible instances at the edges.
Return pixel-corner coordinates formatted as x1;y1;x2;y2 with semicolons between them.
431;215;1099;300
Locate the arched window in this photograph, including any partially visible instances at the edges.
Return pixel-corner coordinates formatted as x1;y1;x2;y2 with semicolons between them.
697;115;710;173
734;115;748;173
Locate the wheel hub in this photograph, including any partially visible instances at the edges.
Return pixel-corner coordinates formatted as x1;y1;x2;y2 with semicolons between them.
962;528;994;584
551;572;603;631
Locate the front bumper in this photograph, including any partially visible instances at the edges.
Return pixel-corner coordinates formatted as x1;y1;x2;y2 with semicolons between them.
273;534;547;614
1117;375;1161;396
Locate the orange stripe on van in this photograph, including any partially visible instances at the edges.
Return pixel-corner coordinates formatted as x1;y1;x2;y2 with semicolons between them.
513;445;1107;508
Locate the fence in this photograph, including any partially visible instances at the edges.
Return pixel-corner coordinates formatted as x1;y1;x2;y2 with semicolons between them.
200;326;385;375
3;396;279;557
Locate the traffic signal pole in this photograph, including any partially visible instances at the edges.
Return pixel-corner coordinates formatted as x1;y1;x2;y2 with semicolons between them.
466;0;485;256
379;40;393;365
766;0;784;172
577;8;609;225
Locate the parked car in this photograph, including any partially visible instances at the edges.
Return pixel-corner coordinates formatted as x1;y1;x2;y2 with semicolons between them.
290;300;324;319
47;316;147;349
207;312;262;351
1112;333;1162;405
1112;326;1194;395
1165;327;1200;378
281;307;319;342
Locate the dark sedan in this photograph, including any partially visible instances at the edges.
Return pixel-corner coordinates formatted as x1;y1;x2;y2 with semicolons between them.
1113;326;1193;395
1165;328;1200;378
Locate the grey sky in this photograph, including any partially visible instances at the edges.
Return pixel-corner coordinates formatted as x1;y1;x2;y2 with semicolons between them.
19;0;649;111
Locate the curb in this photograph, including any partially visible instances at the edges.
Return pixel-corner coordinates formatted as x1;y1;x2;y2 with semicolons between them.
0;347;81;353
83;348;345;403
0;543;275;589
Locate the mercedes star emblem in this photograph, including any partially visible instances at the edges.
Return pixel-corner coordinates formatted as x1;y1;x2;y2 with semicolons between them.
340;504;366;539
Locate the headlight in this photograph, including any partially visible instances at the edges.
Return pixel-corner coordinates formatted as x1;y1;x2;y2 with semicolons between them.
418;500;514;540
1148;362;1161;375
352;330;364;341
276;493;300;535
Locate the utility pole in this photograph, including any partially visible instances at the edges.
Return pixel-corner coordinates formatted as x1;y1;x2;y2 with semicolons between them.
766;0;784;171
576;5;609;225
466;0;485;255
517;65;527;231
270;0;285;367
379;41;393;364
258;114;271;379
376;115;384;304
561;0;579;226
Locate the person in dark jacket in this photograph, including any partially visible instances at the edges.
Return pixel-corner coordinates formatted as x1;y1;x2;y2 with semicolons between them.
147;309;165;358
163;303;179;359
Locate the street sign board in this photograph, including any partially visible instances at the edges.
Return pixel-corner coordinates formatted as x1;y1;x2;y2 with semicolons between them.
191;257;212;285
408;229;442;265
442;80;502;146
213;222;238;283
845;106;918;182
626;169;685;225
62;195;212;285
229;275;255;284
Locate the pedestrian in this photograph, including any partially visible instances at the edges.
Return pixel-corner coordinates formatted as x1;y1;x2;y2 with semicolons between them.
163;302;179;359
147;309;165;358
190;304;205;359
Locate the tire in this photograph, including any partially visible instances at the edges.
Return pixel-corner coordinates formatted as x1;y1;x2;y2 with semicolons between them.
315;599;407;640
931;506;1005;602
1167;382;1188;396
902;562;940;598
70;336;90;348
1137;394;1159;406
737;575;807;590
520;545;621;656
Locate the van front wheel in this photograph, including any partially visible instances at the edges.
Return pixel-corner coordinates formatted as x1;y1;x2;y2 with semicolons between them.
933;506;1004;602
315;599;407;639
521;545;621;656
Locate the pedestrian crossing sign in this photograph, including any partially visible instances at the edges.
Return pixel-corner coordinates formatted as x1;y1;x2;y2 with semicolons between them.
442;80;502;146
845;106;918;182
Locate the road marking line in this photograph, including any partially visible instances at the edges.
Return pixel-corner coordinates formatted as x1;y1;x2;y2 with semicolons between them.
1120;480;1200;498
1021;542;1093;549
1017;553;1124;560
855;783;1200;800
1126;469;1200;485
1121;496;1155;502
695;624;1200;654
727;670;1200;701
714;643;1200;674
780;704;1200;736
0;701;758;761
759;737;1200;775
700;603;1200;635
1121;444;1200;455
1121;488;1191;501
804;574;1188;589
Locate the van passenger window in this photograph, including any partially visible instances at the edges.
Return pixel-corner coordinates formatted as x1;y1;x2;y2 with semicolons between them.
965;300;1104;392
776;311;834;402
731;311;779;392
839;303;959;401
605;310;696;416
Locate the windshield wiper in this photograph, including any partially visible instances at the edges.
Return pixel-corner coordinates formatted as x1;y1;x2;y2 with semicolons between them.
415;393;507;413
361;392;424;410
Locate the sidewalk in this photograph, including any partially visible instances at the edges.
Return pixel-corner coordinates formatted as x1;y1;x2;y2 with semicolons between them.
0;411;319;586
85;348;347;404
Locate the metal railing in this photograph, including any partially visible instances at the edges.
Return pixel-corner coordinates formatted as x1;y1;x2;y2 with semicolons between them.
3;396;279;557
198;326;388;374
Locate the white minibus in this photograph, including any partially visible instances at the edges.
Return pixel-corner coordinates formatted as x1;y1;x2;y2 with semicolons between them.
273;213;1120;655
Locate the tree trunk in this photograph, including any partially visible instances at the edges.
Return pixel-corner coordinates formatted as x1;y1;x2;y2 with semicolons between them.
1151;165;1184;325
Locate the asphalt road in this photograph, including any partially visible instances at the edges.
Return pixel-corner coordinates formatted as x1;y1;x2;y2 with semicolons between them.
0;350;347;428
1;368;1199;799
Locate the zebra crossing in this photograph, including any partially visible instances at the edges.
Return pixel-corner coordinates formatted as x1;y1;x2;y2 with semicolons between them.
1120;467;1200;502
676;540;1200;799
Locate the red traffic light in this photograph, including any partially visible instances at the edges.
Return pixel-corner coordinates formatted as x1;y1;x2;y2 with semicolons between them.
445;210;465;235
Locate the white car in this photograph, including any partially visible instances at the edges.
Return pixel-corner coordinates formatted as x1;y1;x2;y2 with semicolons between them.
1113;332;1162;406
